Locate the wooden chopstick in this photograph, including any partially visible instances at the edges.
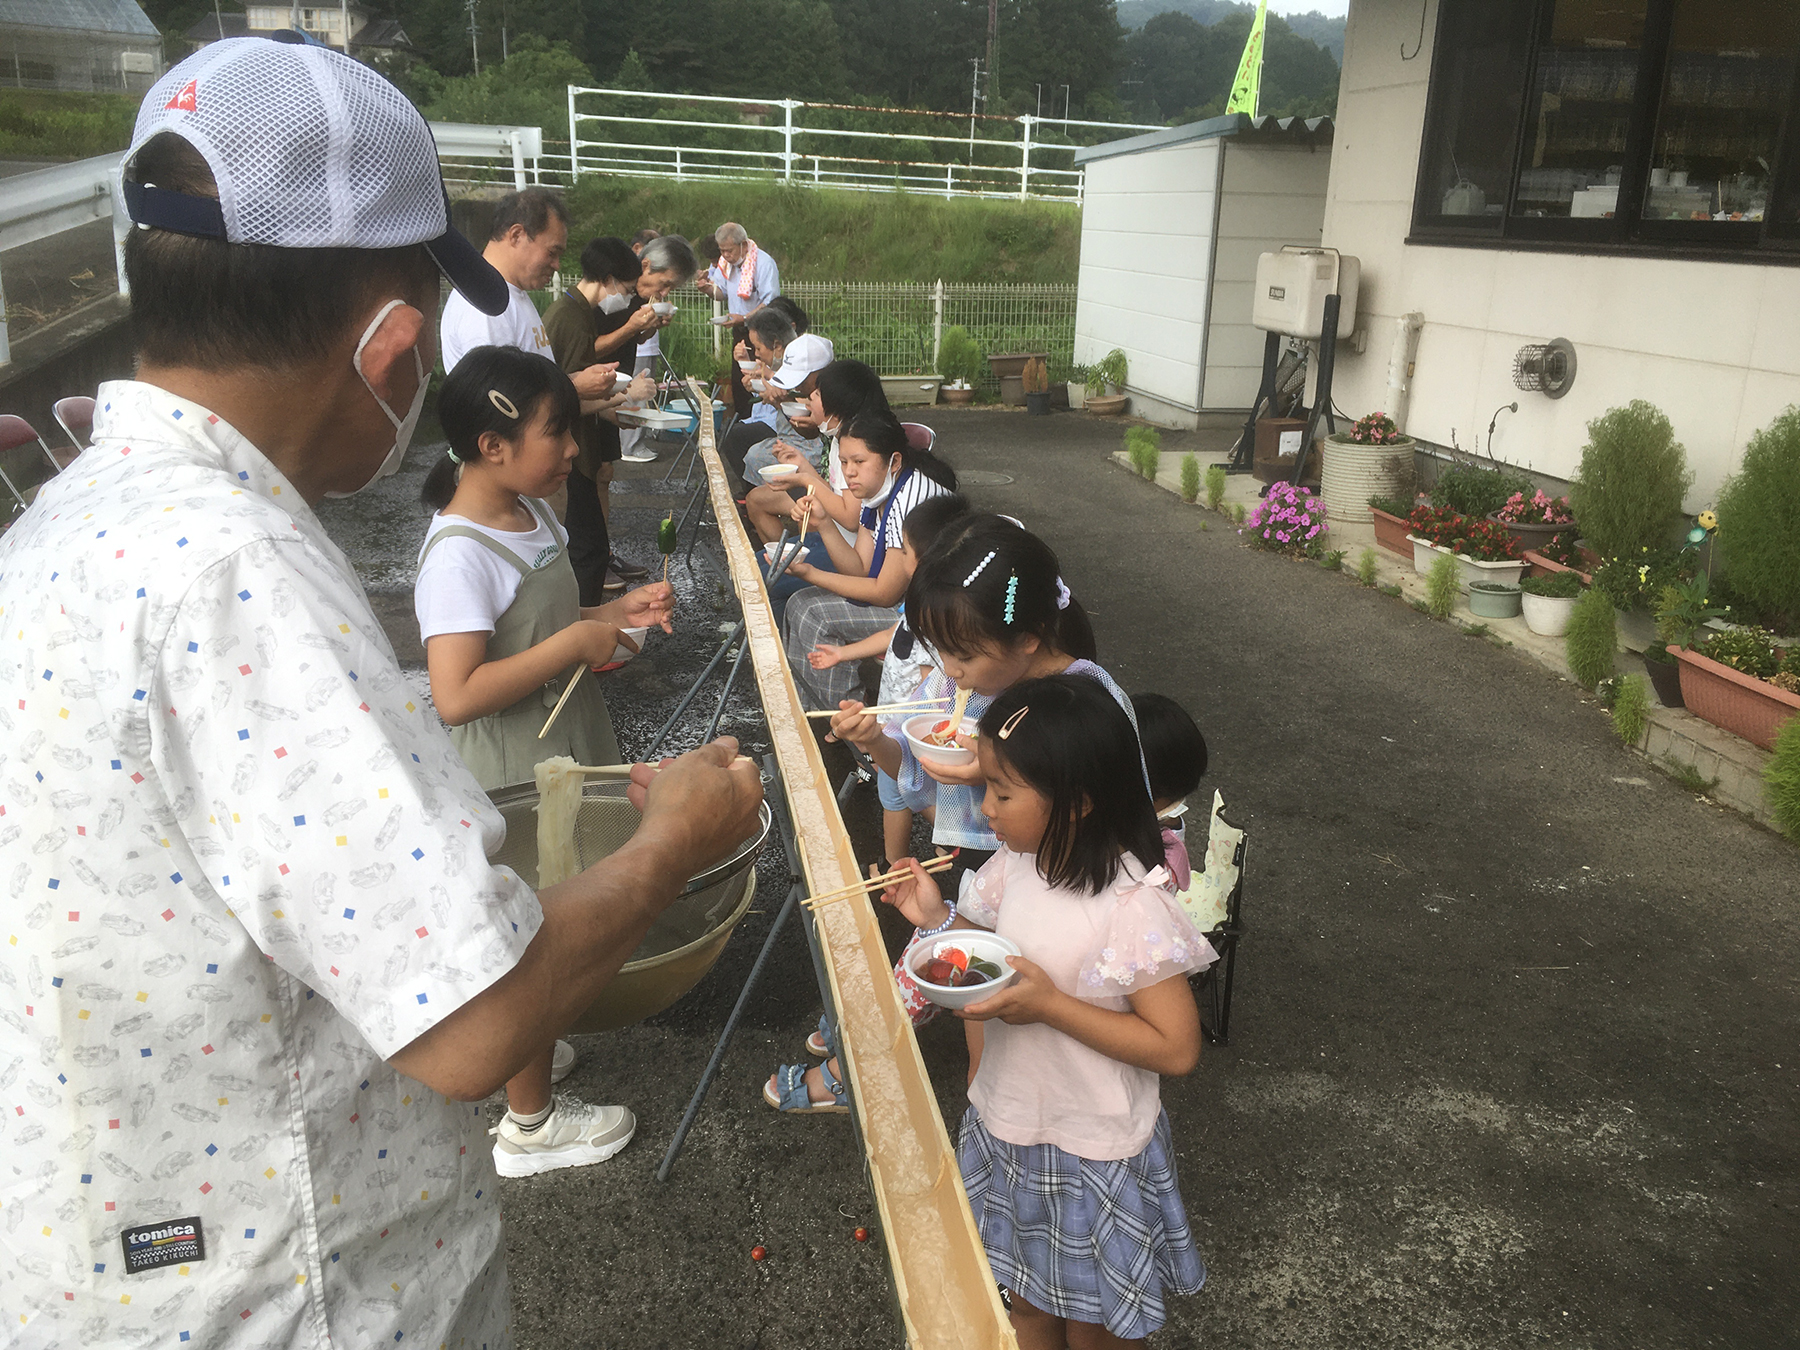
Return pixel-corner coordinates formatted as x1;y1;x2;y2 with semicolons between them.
804;699;951;720
572;756;755;777
803;853;957;910
538;665;585;740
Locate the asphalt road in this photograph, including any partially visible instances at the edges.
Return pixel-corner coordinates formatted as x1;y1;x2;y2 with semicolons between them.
326;407;1800;1349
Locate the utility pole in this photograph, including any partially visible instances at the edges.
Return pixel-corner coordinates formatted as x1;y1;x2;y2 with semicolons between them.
1061;84;1071;126
466;0;479;75
969;58;983;159
986;0;997;98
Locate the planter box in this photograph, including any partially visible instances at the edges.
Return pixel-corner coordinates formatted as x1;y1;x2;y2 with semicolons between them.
880;374;943;407
1672;646;1800;751
1407;535;1526;591
1522;549;1594;586
1322;435;1414;524
1469;582;1522;619
1521;591;1577;636
1371;506;1413;557
988;353;1047;381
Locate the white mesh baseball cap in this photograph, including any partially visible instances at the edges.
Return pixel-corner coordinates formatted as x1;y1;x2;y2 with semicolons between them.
772;334;833;391
122;37;507;315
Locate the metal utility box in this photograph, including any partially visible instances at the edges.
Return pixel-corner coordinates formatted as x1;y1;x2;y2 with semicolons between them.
1253;247;1360;340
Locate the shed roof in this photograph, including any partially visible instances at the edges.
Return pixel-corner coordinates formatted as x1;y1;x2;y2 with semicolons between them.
0;0;159;38
1072;112;1333;167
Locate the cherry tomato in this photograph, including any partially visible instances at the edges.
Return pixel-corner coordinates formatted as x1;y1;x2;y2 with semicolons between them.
853;1227;870;1243
751;1245;767;1262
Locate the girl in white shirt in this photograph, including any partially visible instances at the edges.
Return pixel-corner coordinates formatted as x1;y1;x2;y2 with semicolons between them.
413;345;675;1176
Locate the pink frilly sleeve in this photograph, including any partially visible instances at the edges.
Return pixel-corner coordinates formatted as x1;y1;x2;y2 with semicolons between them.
1075;866;1217;1000
956;850;1007;929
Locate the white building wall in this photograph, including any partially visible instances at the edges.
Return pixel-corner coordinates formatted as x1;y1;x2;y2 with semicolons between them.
1325;0;1800;507
1074;139;1221;429
1203;140;1332;408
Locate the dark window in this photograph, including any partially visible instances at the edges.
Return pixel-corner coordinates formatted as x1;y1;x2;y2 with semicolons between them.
1411;0;1800;257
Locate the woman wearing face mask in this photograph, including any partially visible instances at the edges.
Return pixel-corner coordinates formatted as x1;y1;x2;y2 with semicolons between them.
543;237;657;602
781;409;958;709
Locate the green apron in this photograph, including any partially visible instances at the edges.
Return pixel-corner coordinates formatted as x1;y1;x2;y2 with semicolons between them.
421;498;620;792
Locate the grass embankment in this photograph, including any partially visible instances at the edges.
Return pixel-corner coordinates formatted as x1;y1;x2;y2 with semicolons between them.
567;178;1080;284
0;90;137;159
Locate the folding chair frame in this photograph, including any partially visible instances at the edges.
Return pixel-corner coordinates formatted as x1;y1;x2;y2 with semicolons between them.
1192;819;1246;1045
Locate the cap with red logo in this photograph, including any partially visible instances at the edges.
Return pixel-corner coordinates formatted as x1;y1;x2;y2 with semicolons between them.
122;37;507;316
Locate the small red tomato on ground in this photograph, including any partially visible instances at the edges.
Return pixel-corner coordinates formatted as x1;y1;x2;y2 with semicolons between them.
853;1227;870;1243
750;1245;767;1262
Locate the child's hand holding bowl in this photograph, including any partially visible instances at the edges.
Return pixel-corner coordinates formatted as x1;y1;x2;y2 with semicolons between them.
918;749;986;787
955;953;1058;1025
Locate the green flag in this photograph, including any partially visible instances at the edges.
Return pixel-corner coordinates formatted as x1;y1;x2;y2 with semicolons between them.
1225;0;1268;117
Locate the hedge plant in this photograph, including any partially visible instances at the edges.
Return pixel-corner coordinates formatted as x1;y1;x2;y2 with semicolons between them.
1611;673;1649;746
1426;554;1459;619
1715;405;1800;632
1565;586;1618;688
1570;401;1693;558
1767;716;1800;842
1180;453;1200;503
936;325;986;387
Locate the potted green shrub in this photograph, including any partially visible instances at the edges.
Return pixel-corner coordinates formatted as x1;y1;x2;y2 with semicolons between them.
1520;571;1583;636
1322;411;1415;524
1644;574;1727;708
937;326;984;406
1715;405;1800;638
1468;581;1522;619
1086;349;1129;416
1569;401;1693;560
1066;362;1094;411
1672;628;1800;751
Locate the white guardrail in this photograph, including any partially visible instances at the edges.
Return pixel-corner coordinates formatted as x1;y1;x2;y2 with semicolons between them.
0;123;543;367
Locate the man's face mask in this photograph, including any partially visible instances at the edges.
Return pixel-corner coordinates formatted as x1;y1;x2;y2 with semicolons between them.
328;299;427;499
599;286;630;315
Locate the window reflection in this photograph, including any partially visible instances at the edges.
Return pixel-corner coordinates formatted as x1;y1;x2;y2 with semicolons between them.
1514;0;1649;220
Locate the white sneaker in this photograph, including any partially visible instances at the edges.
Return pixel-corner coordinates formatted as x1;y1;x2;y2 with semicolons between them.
551;1038;576;1083
491;1095;636;1177
619;448;658;463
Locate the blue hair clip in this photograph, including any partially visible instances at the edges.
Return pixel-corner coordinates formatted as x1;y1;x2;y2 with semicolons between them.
1003;573;1018;626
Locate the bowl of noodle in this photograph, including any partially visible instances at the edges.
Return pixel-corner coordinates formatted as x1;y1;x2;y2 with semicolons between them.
490;759;772;1032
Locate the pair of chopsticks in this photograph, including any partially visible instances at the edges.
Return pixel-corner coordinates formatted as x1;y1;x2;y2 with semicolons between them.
568;758;753;778
802;851;958;912
804;698;950;720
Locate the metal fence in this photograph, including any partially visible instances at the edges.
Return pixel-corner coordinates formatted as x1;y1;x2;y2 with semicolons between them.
616;281;1077;398
565;87;1163;203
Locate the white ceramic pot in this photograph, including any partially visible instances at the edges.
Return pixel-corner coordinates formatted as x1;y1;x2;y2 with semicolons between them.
1322;434;1415;524
1521;592;1578;637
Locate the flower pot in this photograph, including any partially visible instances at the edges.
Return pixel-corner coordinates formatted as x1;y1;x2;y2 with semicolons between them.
1488;514;1569;553
998;375;1024;406
1642;651;1684;707
1407;534;1439;576
1468;581;1522;619
1322;434;1414;524
1085;393;1128;416
1454;554;1526;593
1024;391;1052;416
1067;381;1088;410
1521;591;1578;637
941;385;975;406
879;374;943;407
1522;549;1595;586
1672;646;1800;751
988;352;1048;381
1370;506;1414;557
1614;606;1657;653
1050;382;1070;410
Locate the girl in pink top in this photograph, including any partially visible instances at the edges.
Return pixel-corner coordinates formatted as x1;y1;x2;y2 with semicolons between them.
881;674;1217;1347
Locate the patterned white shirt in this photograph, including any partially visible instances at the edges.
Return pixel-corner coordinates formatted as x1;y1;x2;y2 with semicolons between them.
0;381;541;1347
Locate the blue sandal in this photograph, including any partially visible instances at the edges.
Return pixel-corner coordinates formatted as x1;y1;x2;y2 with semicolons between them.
763;1058;849;1113
805;1013;832;1058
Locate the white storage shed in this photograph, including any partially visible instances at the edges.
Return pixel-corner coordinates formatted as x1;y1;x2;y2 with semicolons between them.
1073;114;1334;428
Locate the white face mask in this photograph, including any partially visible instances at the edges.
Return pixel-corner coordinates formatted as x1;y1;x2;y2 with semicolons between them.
819;416;841;438
328;299;427;499
599;289;630;315
861;466;897;507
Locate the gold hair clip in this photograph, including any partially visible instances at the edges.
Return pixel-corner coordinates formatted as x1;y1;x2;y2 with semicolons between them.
488;390;520;419
997;707;1029;739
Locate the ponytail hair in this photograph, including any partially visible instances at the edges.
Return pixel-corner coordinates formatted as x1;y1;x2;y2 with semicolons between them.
906;514;1095;661
841;409;958;493
422;345;580;513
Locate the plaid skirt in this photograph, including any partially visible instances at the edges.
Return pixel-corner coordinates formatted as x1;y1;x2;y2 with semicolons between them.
782;588;899;710
958;1106;1205;1340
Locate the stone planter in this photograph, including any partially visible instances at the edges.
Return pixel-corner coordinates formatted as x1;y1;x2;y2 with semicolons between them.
1521;591;1578;637
1642;650;1684;708
1672;646;1800;751
1487;514;1570;553
1371;506;1413;557
1321;434;1414;524
1468;582;1522;619
880;374;943;406
1085;393;1128;416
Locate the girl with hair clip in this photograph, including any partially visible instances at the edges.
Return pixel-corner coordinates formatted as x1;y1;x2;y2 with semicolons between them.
780;408;957;709
414;346;676;1173
879;674;1214;1348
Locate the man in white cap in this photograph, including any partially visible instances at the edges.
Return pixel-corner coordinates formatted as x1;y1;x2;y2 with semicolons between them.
0;36;761;1349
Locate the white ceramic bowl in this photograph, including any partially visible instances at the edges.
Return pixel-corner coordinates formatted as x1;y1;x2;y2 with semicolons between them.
781;401;810;418
749;379;765;393
902;712;978;766
762;542;810;566
906;932;1021;1010
614;370;633;386
652;301;675;316
594;626;650;671
758;463;799;482
738;359;756;371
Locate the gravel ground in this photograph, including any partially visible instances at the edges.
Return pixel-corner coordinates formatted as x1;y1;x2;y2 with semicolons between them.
322;408;1800;1350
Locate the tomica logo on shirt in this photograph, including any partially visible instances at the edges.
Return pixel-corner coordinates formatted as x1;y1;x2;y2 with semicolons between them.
121;1215;206;1273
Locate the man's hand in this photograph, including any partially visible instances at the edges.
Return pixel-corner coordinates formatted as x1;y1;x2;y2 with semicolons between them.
570;362;621;399
625;371;656;403
627;738;764;869
627;306;660;335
